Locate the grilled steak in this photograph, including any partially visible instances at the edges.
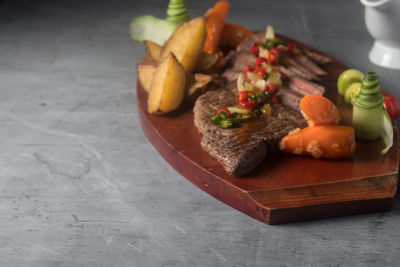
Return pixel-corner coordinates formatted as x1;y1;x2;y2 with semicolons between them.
194;89;306;176
192;31;329;176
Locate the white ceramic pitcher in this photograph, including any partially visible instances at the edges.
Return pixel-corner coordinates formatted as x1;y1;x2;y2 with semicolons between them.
361;0;400;69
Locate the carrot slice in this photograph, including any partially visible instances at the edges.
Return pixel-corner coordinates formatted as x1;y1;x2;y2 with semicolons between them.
203;1;230;54
299;94;340;126
220;23;253;48
279;125;356;159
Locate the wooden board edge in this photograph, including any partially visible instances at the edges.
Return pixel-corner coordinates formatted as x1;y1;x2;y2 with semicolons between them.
267;197;395;224
247;173;398;224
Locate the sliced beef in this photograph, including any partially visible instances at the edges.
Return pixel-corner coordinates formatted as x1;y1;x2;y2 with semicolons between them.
222;68;239;82
221;69;240;93
278;87;304;110
295;56;327;76
238;32;331;71
279;66;325;95
236;32;265;53
224;51;256;71
303;49;332;64
194;89;306;176
286;58;319;81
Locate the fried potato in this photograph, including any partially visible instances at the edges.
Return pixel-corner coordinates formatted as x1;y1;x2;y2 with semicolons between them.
137;64;156;92
139;63;210;96
145;44;219;71
144;41;161;62
147;53;186;114
160;17;206;73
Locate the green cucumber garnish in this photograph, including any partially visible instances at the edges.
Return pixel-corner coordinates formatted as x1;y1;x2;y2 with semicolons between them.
129;0;189;45
130;15;178;44
166;0;190;25
353;72;383;141
352;71;393;153
380;109;393;154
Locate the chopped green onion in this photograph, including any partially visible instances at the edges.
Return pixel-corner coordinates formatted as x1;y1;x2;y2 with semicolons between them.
263;38;282;50
210;114;221;125
220;118;234;129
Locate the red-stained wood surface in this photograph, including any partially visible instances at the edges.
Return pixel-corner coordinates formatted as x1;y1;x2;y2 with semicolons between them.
136;34;399;224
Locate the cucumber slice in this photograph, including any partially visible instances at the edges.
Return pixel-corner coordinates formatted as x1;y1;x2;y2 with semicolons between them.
344;82;361;104
380;109;393;154
129;15;178;45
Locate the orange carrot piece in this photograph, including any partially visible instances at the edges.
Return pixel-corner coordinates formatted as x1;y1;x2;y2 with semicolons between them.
203;1;230;54
300;94;340;126
279;125;356;159
220;23;253;48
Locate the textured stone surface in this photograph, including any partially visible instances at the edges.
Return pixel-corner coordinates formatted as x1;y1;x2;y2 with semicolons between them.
0;0;399;266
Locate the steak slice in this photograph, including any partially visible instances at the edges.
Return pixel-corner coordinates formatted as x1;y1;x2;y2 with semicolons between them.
194;89;306;176
201;133;267;177
278;87;305;111
236;32;265;53
279;66;325;95
295;56;327;76
303;49;332;64
286;58;319;81
221;68;240;94
224;51;256;72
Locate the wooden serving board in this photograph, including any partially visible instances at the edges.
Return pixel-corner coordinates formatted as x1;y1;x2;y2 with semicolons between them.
136;34;399;224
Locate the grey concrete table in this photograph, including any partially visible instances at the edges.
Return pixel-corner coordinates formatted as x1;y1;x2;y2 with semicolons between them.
1;0;400;266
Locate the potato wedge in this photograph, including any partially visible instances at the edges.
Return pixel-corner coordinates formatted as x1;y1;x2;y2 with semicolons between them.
160;17;206;73
137;64;156;92
147;53;186;114
144;41;161;62
144;42;217;71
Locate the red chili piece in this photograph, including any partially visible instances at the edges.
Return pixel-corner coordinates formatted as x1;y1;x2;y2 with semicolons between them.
287;43;296;50
256;67;266;77
255;57;267;66
244;65;254;76
267;48;279;65
240;100;256;109
271;96;280;104
277;46;290;58
216;107;231;118
237;91;249;104
265;83;276;94
250;42;259;55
